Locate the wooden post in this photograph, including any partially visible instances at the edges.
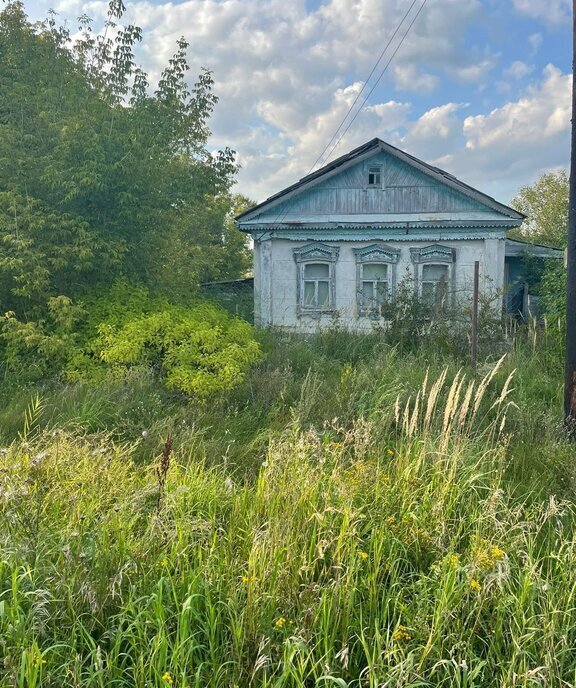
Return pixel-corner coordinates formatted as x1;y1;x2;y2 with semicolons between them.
471;261;479;369
565;0;576;431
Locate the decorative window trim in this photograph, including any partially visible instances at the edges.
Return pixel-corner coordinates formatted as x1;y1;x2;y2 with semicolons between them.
410;244;456;305
293;243;339;315
354;244;400;317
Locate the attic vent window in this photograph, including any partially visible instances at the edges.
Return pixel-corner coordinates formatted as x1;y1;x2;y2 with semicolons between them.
368;166;381;186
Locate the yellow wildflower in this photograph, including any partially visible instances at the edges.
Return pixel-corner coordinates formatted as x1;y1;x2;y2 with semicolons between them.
491;545;505;560
448;554;460;567
162;672;173;685
392;625;412;642
275;617;286;628
470;579;482;592
358;550;369;560
386;448;395;456
473;549;494;570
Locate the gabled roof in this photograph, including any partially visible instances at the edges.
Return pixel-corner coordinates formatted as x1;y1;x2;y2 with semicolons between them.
236;137;525;224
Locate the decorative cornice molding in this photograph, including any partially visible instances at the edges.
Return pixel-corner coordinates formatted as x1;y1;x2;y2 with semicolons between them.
293;242;340;263
410;244;455;264
353;244;400;264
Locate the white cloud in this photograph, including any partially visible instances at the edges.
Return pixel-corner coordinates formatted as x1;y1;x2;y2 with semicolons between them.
463;65;570;151
403;102;466;160
503;61;534;80
455;65;570;200
22;0;569;205
513;0;571;24
528;33;543;55
392;64;438;93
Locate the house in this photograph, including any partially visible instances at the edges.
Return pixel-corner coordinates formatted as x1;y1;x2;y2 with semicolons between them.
236;138;555;330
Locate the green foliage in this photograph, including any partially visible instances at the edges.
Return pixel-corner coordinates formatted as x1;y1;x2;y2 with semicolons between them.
375;275;507;358
0;1;249;327
2;296;86;380
510;170;568;248
70;299;263;397
2;278;263;399
539;259;566;332
1;360;576;685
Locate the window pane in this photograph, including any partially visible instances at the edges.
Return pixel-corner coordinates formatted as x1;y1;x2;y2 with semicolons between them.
304;263;329;279
421;282;435;303
368;166;381;185
363;263;388;280
376;282;388;303
304;281;316;306
422;264;448;282
317;281;329;306
361;281;374;308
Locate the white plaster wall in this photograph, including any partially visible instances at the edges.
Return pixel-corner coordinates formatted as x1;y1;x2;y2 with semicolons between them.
253;240;262;326
258;238;506;331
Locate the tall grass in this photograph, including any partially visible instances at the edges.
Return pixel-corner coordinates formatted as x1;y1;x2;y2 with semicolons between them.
1;358;576;686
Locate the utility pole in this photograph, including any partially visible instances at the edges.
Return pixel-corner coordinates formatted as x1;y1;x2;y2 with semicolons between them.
564;0;576;430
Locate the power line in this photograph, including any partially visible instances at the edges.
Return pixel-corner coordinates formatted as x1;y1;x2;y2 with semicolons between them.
320;0;428;167
309;0;421;174
268;0;428;229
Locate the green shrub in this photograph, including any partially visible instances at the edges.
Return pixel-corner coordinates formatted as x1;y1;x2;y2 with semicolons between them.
539;259;566;325
1;296;86;381
71;301;263;398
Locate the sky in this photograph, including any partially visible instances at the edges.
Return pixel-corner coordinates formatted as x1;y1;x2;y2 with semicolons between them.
24;0;572;205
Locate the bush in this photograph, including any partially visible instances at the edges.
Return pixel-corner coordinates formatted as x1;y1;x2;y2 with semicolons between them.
539;259;566;325
71;300;263;398
376;275;507;359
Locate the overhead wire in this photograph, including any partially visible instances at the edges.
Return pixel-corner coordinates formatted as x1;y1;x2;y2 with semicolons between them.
309;0;421;174
318;0;428;169
266;0;428;231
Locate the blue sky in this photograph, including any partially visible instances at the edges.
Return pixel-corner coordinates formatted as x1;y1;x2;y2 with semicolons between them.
26;0;572;204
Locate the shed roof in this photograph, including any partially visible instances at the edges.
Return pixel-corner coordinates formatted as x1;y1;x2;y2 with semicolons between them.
505;238;564;259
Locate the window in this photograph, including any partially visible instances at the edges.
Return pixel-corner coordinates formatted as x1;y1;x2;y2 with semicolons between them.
368;166;381;186
421;264;448;306
293;243;339;314
303;263;330;308
353;244;400;317
361;263;388;312
410;244;455;309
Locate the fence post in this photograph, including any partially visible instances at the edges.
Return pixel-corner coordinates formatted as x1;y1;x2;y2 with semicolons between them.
471;261;479;369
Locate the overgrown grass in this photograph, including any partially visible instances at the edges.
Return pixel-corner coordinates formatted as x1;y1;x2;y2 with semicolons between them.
0;325;574;686
0;323;570;493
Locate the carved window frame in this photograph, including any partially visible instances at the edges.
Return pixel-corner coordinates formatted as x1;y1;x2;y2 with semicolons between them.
410;244;456;307
293;243;340;315
354;244;400;317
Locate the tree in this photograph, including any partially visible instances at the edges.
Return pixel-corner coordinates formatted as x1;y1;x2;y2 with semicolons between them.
510;170;569;248
0;0;248;322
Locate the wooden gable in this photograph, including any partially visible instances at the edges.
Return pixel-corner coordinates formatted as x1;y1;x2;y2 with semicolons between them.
236;139;524;230
249;151;492;221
